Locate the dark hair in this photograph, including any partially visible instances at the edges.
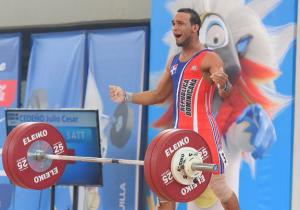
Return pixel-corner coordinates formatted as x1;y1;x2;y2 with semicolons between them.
177;8;201;32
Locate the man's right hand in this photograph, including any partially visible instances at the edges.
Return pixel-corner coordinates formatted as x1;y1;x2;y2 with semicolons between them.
109;85;126;103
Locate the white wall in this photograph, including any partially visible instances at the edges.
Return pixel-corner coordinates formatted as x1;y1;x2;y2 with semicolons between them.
292;2;300;210
0;0;151;28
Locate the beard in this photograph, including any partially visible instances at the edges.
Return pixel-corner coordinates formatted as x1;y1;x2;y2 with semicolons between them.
175;36;192;47
176;41;183;47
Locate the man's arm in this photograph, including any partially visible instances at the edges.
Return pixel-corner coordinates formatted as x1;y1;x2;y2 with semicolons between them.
110;57;174;105
201;52;232;98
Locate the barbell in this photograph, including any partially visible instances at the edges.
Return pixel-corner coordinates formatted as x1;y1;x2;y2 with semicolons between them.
1;122;220;202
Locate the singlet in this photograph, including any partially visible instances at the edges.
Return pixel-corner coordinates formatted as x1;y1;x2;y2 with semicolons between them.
170;49;226;174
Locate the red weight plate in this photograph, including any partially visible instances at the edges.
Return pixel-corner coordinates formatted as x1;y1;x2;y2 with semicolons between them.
151;129;213;202
2;122;33;187
144;131;164;197
8;123;38;188
2;123;20;185
144;129;173;200
6;123;46;188
149;129;180;201
8;122;67;189
8;122;68;189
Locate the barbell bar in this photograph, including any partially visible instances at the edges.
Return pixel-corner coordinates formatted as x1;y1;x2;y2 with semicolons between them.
29;151;218;172
29;151;145;166
1;122;220;202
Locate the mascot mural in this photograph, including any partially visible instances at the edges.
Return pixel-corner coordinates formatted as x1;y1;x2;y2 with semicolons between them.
148;0;295;209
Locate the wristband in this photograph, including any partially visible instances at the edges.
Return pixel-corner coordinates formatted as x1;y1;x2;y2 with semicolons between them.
124;92;133;103
222;82;230;92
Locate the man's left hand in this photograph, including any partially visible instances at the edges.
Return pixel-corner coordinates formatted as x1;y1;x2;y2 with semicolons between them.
210;71;228;89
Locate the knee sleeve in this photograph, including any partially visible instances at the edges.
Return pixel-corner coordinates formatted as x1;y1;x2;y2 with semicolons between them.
209;174;233;202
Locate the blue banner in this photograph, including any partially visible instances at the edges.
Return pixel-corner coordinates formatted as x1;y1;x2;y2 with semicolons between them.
83;27;147;210
14;31;87;210
0;33;21;108
24;31;86;108
149;0;296;210
0;33;22;210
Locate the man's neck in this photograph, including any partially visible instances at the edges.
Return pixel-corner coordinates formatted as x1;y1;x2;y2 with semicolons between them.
180;41;205;61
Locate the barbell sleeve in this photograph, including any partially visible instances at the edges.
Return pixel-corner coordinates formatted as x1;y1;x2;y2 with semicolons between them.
191;162;219;172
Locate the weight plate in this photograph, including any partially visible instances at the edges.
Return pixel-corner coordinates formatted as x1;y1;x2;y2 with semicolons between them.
3;123;33;187
110;103;134;148
7;122;68;189
151;129;213;202
144;129;174;200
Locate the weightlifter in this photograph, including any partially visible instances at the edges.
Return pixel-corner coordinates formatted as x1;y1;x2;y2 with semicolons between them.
110;8;240;210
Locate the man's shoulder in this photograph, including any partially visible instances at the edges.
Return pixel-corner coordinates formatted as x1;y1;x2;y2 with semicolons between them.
203;49;217;57
200;50;224;68
166;54;178;69
191;49;214;61
201;50;221;62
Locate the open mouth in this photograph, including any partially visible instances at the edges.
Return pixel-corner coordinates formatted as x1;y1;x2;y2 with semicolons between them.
174;34;182;39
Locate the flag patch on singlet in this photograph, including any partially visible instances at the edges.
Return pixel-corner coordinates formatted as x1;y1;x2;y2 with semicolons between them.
170;64;178;75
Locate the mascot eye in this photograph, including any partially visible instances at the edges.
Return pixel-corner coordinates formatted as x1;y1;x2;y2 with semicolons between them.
206;24;226;48
199;14;229;50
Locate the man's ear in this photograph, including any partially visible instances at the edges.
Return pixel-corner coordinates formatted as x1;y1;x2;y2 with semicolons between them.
192;24;200;33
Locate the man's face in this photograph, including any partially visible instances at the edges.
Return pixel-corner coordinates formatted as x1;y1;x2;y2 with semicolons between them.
172;12;197;47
